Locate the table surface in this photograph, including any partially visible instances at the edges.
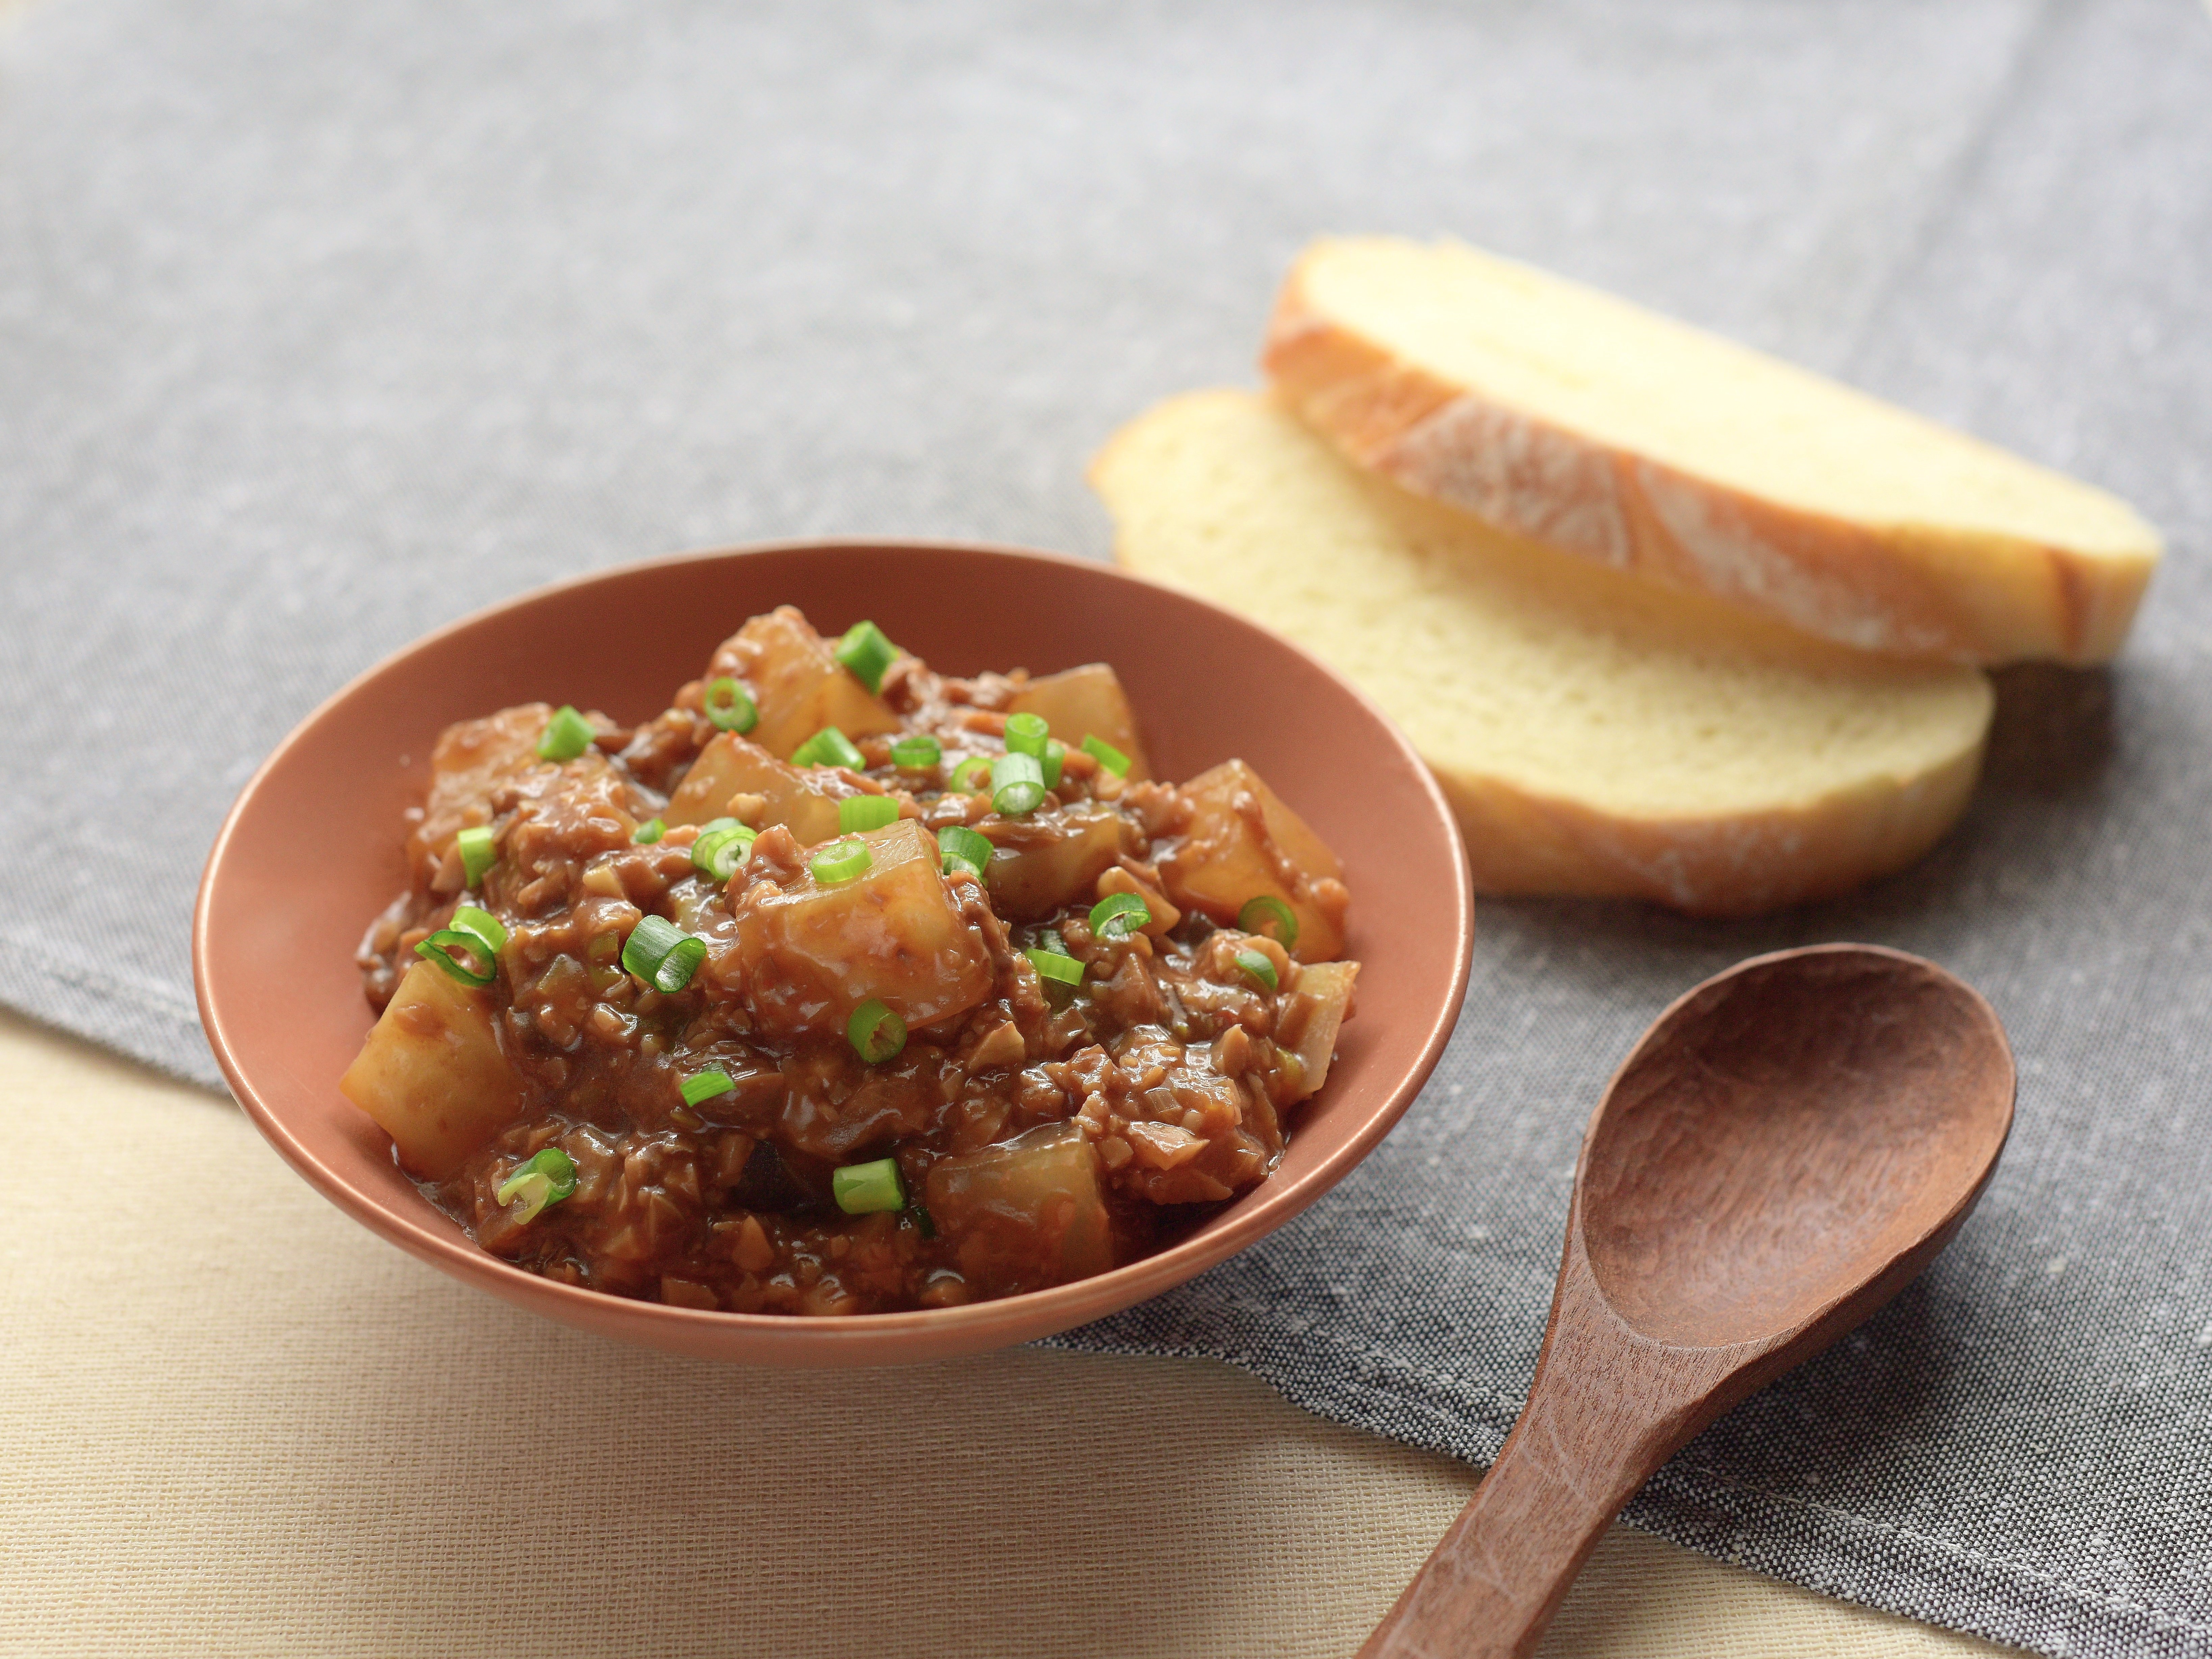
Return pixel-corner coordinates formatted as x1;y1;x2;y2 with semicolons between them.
0;1009;2019;1658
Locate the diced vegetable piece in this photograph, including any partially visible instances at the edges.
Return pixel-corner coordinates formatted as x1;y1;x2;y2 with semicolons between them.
730;817;994;1037
707;607;902;760
978;806;1126;922
665;880;717;936
1007;664;1151;781
663;731;850;843
404;704;554;886
1277;961;1359;1100
339;959;531;1179
925;1122;1115;1296
1158;759;1347;962
1125;1120;1205;1170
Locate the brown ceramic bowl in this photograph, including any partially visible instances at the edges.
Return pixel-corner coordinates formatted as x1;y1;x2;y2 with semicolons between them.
194;540;1472;1366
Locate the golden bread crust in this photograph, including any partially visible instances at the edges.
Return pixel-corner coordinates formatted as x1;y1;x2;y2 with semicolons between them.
1264;244;2156;666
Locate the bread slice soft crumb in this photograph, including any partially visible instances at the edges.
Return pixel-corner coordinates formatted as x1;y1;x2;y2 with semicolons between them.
1265;236;2160;665
1092;389;1994;914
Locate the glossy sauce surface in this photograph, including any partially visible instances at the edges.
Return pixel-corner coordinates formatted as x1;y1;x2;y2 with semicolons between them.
346;607;1358;1315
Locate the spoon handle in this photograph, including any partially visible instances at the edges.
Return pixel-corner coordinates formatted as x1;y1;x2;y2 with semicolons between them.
1358;1253;1734;1659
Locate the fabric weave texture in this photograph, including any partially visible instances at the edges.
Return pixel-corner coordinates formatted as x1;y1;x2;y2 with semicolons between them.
2;2;2206;1654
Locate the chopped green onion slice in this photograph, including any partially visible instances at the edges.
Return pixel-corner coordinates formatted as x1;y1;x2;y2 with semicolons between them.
990;751;1046;816
703;676;758;734
832;1155;906;1213
1089;891;1150;940
1082;735;1132;776
951;755;995;792
890;732;942;770
692;817;757;881
622;914;706;992
498;1173;555;1223
632;817;666;844
449;904;508;954
420;903;510;983
415;928;497;986
837;794;900;834
1040;738;1065;790
1238;895;1300;950
1234;949;1279;993
909;1202;936;1239
846;998;907;1064
1003;711;1050;759
495;1147;577;1224
455;824;496;888
1027;948;1084;988
680;1069;735;1108
1027;943;1083;1007
834;620;902;694
810;837;873;885
938;825;993;879
790;725;865;770
536;704;595;762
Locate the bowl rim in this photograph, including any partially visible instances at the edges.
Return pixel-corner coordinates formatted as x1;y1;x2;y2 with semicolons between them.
194;537;1473;1360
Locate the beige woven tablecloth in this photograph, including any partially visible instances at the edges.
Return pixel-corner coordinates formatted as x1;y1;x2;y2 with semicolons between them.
0;1010;2017;1658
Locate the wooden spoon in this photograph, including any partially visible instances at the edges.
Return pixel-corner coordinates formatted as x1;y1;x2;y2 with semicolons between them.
1361;944;2014;1659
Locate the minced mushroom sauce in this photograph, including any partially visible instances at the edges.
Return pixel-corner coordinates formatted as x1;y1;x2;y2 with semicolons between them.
347;606;1357;1316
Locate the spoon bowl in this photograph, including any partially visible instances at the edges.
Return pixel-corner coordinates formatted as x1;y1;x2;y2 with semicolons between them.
1584;946;2015;1348
1365;944;2014;1659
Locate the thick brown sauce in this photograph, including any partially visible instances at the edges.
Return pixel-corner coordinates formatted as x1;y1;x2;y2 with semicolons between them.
354;609;1354;1315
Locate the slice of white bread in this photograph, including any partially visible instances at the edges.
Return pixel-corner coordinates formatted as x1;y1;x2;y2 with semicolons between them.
1264;236;2160;665
1092;389;1995;914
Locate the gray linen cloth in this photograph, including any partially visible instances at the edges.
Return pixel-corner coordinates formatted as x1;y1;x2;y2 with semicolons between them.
3;1;2207;1652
